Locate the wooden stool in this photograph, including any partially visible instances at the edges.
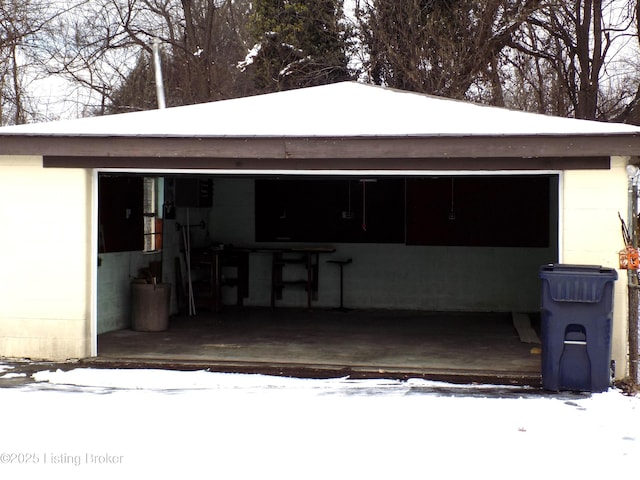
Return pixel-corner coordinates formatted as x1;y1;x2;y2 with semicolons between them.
327;258;352;311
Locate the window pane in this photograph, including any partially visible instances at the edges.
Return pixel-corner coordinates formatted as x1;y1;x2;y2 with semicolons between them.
143;177;160;252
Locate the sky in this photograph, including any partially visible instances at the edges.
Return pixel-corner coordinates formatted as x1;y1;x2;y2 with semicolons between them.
0;363;638;480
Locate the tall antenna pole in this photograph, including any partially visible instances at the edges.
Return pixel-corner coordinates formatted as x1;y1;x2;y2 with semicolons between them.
152;37;166;109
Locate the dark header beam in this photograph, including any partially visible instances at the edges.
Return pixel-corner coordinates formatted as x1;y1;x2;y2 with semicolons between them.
44;155;609;171
0;133;636;162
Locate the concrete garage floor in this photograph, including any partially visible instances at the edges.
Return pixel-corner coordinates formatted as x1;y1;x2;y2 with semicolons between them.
94;308;542;386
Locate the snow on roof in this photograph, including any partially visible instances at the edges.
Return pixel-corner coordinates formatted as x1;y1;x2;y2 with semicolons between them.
2;81;640;138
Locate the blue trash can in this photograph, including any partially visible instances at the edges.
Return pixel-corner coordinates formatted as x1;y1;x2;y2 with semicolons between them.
539;264;618;392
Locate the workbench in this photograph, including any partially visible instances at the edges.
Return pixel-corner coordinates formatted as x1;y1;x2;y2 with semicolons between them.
188;245;335;311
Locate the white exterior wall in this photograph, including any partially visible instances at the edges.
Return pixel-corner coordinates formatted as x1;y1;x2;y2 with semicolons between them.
562;156;629;379
0;156;93;360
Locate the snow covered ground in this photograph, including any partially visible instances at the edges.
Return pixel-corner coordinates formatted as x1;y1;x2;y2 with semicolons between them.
0;362;638;480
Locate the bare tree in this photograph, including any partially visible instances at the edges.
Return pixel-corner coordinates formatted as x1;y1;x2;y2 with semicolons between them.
353;0;640;122
355;0;542;102
506;0;637;120
607;0;640;124
0;0;60;124
43;0;252;114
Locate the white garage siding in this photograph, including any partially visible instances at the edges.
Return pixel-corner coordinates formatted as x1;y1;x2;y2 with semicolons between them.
0;155;93;360
561;156;631;378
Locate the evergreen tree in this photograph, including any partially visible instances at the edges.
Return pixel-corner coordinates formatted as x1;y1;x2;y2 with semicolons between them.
106;53;156;114
245;0;353;93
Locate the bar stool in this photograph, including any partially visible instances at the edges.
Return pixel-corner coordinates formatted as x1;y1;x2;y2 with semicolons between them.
327;258;352;311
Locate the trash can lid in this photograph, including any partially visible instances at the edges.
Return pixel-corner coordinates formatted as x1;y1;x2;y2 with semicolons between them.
539;263;618;279
539;263;618;303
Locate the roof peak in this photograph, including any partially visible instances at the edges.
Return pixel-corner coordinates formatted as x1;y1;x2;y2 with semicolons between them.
1;81;639;138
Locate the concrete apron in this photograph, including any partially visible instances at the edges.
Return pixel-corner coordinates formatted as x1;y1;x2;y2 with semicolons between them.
90;308;543;386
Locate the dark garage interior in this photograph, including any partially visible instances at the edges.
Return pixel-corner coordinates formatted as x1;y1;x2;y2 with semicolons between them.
95;173;557;385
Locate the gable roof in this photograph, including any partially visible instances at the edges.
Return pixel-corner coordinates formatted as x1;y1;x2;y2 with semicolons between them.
0;81;639;171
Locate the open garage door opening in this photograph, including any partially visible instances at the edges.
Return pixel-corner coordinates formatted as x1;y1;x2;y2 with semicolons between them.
95;172;559;383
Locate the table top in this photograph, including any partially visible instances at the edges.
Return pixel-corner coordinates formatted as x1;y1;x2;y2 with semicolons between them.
208;245;336;254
